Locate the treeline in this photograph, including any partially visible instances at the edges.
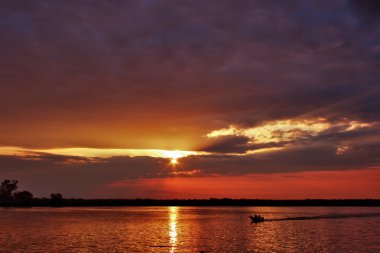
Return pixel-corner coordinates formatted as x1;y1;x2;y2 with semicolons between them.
0;179;63;206
1;179;380;207
4;197;380;207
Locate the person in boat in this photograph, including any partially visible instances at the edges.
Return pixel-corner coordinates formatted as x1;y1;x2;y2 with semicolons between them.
250;214;265;222
250;214;264;222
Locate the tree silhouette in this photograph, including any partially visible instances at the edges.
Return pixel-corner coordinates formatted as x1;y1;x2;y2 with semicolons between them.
14;191;33;202
50;193;63;204
0;179;18;201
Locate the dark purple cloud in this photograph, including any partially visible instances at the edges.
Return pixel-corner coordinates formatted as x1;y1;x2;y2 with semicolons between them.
0;1;379;137
201;136;251;153
201;135;287;154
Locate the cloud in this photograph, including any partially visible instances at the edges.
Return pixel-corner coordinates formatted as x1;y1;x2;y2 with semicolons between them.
202;117;378;154
185;142;380;176
1;138;380;197
201;136;251;153
0;146;200;159
0;0;379;150
348;0;380;24
0;153;169;197
201;135;287;154
206;119;331;142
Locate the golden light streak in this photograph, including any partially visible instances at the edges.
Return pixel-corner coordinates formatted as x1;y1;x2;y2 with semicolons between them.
0;146;201;159
345;121;371;131
246;147;285;155
0;145;281;158
206;126;238;138
0;147;37;156
170;169;201;176
168;206;178;253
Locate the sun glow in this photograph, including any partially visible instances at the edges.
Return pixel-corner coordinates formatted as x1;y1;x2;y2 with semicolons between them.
170;158;178;165
165;150;188;166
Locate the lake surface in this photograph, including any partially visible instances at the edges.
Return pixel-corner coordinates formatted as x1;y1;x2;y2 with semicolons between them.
1;206;379;252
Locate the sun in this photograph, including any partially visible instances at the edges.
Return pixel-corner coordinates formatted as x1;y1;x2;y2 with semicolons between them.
163;150;184;166
170;158;178;165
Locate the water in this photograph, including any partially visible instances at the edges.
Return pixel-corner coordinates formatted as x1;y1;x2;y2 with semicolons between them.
1;206;379;252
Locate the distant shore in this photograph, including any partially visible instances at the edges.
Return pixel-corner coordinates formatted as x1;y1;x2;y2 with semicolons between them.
1;198;380;207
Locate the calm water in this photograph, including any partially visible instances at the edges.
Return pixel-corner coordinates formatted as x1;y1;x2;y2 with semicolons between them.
1;206;380;252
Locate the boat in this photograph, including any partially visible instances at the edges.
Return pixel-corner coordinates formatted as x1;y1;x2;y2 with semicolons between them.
250;215;265;223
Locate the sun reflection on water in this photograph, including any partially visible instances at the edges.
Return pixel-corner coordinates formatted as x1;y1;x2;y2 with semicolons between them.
169;206;178;253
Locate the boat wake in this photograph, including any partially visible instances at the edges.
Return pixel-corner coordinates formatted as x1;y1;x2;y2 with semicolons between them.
266;213;380;222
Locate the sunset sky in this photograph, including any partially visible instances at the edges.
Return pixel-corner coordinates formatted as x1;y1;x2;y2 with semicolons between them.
1;0;380;198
